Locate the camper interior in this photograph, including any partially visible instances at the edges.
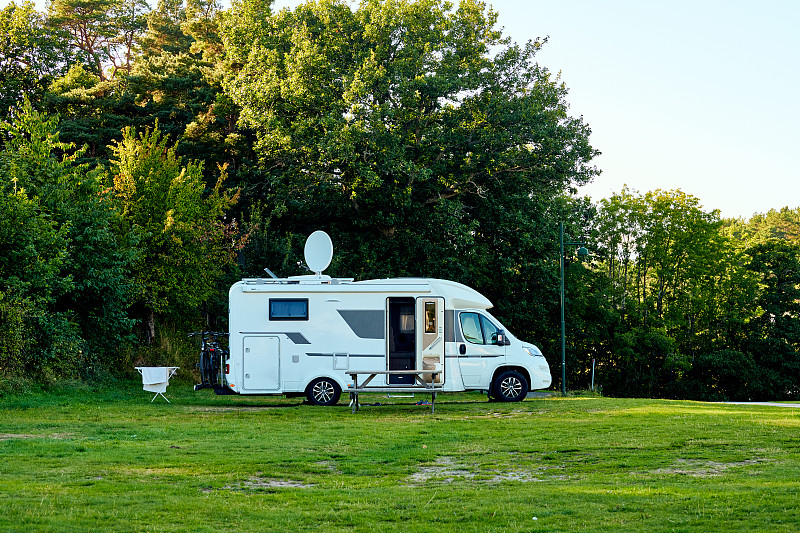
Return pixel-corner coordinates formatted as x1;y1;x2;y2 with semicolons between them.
387;298;415;384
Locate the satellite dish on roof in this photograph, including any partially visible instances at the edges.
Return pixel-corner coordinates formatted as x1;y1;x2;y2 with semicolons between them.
304;230;333;276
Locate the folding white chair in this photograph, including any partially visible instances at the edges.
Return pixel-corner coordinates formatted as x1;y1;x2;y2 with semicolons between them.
135;367;179;402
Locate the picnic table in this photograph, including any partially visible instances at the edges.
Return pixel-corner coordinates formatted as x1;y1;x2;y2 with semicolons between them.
346;370;442;413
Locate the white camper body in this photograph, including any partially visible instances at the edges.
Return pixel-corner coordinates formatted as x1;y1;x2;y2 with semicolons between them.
222;274;552;405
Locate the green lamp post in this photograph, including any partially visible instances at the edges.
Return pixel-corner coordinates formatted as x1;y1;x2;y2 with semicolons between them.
559;222;588;396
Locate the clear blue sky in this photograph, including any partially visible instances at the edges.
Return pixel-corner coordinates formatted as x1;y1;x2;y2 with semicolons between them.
8;0;798;219
487;0;800;220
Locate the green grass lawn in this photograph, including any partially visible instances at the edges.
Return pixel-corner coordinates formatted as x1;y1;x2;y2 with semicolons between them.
1;379;799;532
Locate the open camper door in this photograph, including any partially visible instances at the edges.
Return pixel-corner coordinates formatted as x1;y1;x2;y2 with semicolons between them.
417;297;445;384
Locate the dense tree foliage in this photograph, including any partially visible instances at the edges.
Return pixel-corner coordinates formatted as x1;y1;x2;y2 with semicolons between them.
0;0;797;400
221;0;599;356
108;124;238;342
585;189;800;400
0;1;77;122
0;100;135;377
724;207;800;244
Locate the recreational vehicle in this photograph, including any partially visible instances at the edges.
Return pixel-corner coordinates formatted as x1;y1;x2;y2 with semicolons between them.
201;232;552;405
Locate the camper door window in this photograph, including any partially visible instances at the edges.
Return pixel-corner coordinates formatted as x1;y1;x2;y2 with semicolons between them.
425;302;436;333
269;298;309;320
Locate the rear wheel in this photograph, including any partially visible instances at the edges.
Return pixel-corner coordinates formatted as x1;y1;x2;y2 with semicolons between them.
306;377;341;406
199;350;218;387
491;370;529;402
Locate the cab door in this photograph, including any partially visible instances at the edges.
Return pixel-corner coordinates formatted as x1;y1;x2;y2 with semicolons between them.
416;297;445;385
457;312;506;387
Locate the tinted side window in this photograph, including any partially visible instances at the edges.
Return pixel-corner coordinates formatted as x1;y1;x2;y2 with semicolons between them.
480;315;500;344
459;312;484;344
459;312;502;345
269;299;309;320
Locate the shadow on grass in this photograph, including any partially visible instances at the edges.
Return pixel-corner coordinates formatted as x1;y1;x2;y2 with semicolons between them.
180;400;307;411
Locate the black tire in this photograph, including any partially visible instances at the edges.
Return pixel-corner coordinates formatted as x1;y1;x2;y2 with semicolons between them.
491;370;529;402
306;377;341;406
199;350;220;387
199;350;210;386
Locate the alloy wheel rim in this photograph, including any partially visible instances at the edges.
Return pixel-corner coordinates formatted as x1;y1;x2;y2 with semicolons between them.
501;377;522;398
314;382;334;402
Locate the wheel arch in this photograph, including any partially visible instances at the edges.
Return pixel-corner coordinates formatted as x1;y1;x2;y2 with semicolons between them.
304;375;344;406
302;373;348;394
491;365;531;388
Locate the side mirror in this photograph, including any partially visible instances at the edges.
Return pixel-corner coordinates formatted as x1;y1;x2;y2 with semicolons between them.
495;331;511;346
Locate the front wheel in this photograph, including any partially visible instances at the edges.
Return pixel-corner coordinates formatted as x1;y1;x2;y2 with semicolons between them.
491;370;529;402
306;377;341;406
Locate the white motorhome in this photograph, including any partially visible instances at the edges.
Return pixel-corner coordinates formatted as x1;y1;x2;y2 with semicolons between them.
210;232;551;405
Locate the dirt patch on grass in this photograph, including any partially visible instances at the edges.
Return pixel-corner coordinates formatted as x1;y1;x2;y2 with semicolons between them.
186;406;259;413
463;410;530;420
223;476;315;492
48;432;76;439
652;458;765;477
0;433;75;440
186;404;300;413
314;460;342;474
409;456;557;485
410;456;474;483
0;433;39;440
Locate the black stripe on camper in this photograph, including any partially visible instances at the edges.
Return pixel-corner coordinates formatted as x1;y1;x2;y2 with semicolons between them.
240;332;310;344
337;310;385;339
306;353;383;358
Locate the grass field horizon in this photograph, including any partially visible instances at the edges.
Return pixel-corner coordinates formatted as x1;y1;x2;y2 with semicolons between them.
1;379;798;532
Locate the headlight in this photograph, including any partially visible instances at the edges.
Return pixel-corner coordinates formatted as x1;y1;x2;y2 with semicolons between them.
523;345;543;357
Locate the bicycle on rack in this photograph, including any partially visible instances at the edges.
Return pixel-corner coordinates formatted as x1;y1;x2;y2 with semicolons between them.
189;331;229;392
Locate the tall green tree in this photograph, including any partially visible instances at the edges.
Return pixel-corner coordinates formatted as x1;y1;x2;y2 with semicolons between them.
0;100;135;376
44;63;148;161
744;239;800;399
42;0;150;162
108;124;238;342
138;0;191;56
724;206;800;245
595;188;733;338
47;0;149;80
0;1;74;121
591;188;759;396
0;188;67;374
127;0;252;185
109;0;150;74
222;0;597;218
222;0;598;358
48;0;119;80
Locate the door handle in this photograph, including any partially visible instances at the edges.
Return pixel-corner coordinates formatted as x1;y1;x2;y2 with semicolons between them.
459;344;466;355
